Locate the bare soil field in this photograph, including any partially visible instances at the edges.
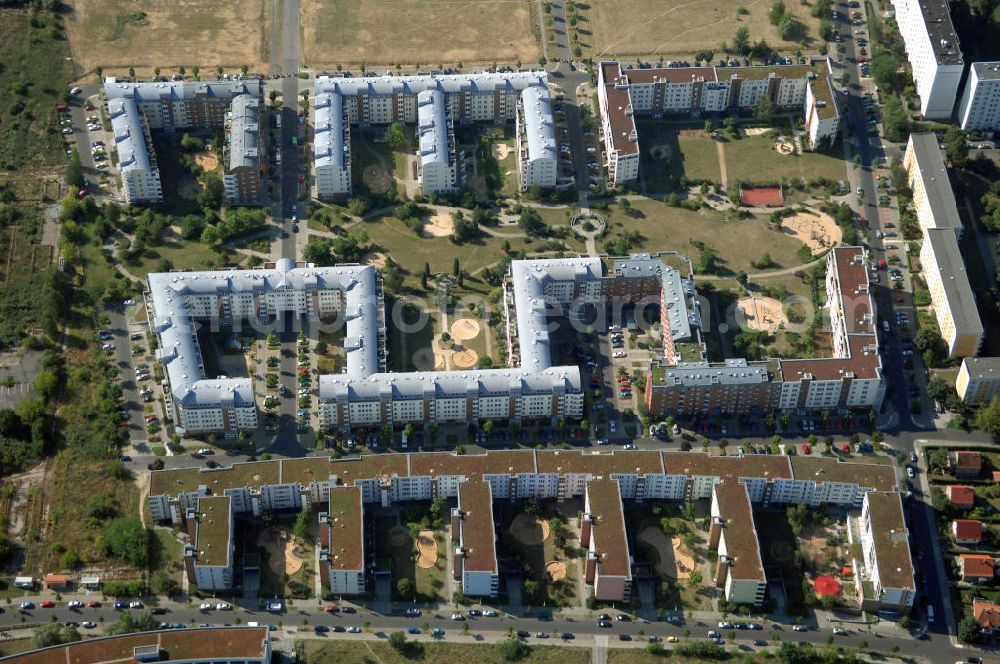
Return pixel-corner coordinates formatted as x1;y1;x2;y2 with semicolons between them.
64;0;269;76
586;0;821;59
301;0;540;67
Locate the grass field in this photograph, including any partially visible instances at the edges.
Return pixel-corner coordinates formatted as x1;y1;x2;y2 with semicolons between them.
637;123;722;187
599;199;805;274
125;240;241;279
374;515;448;601
586;0;822;59
302;641;591;664
63;0;269;77
301;0;540;68
721;134;848;185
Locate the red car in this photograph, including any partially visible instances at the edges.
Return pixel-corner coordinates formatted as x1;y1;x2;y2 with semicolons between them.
86;601;101;608
40;601;55;608
800;444;811;455
323;604;339;613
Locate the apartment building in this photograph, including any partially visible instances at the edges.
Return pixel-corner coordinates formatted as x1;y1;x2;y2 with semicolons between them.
453;479;499;597
312;71;555;199
850;491;916;613
646;247;885;417
314;92;352;197
516;85;558;189
0;627;271;664
957;357;1000;405
148;448;904;609
920;229;983;358
891;0;964;119
103;78;262;205
416;89;458;195
710;482;766;606
904;133;964;238
319;486;365;595
583;478;632;601
224;94;264;205
109;98;162;204
183;496;233;591
597;60;840;186
958;62;1000;131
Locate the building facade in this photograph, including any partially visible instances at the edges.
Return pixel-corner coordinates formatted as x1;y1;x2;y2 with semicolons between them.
319;486;366;595
109;98;163;204
583;478;632;601
646;247;885;418
597;59;840;186
516;85;558;189
454;479;499;597
891;0;964;119
957;357;1000;405
416;89;458;195
183;496;233;591
958;62;1000;131
850;491;916;614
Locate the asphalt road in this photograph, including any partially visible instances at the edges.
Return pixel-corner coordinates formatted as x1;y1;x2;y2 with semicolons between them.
549;62;593;194
0;600;975;662
104;304;148;446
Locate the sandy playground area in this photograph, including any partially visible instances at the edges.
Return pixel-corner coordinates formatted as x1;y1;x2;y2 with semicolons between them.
736;296;789;334
639;526;694;580
256;526;306;576
451;348;479;369
493;143;512;161
415;529;439;569
363;165;393;194
194;152;220;171
423;212;454;238
775;139;796;155
780;210;842;255
363;251;388;269
451;318;481;341
545;561;567;582
510;514;550;546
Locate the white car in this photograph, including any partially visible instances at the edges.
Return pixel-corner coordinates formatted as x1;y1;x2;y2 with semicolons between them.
216;602;231;611
483;610;498;617
81;621;96;629
70;87;82;95
68;600;83;608
61;127;73;135
197;448;212;455
832;627;847;635
906;467;915;478
347;626;362;633
129;601;142;609
451;613;466;621
199;602;214;610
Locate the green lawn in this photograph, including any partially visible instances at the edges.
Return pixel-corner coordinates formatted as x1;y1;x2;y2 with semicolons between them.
124;240;240;279
387;305;437;373
678;136;723;183
600;200;806;274
721;134;848;184
374;515;448;602
302;641;591;664
637;123;721;188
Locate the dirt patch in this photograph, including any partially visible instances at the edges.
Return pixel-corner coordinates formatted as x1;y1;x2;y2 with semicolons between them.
363;251;387;268
363;165;392;194
510;513;550;546
545;560;567;582
775;139;796;155
780;210;842;255
256;526;306;576
415;529;438;569
639;526;694;580
450;318;481;341
423;212;454;238
744;127;772;137
736;296;789;334
493;143;512;160
451;348;479;369
194;152;220;171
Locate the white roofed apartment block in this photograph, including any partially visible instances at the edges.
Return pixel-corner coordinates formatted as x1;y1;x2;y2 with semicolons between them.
314;92;352;199
891;0;964;119
109;97;162;204
416;89;458;195
516;85;558;189
224;94;264;205
958;62;1000;131
312;71;557;198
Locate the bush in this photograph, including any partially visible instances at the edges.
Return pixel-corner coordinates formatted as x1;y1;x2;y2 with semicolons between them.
495;636;531;661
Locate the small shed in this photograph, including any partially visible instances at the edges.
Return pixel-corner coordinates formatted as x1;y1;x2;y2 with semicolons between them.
13;577;34;589
44;574;69;590
80;576;101;590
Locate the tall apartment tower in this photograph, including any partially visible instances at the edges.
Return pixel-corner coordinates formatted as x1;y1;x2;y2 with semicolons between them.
892;0;964;119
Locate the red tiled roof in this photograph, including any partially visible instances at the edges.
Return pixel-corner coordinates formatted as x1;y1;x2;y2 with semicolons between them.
960;554;995;579
953;519;983;542
974;599;1000;629
953;451;983;472
993;471;1000;482
948;485;976;507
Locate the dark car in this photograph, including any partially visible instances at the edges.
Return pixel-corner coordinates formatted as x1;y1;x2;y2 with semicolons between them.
618;634;632;641
151;608;167;615
341;606;357;613
517;631;530;639
314;625;330;633
561;632;574;640
113;602;126;610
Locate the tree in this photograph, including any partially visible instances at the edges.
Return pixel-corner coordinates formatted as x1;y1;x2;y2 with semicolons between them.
522;580;541;604
101;517;152;568
927;377;953;405
944;126;969;167
959;615;983;643
769;0;786;24
33;623;78;649
733;26;751;56
453;258;461;277
975;395;1000;436
396;578;414;599
518;208;546;235
198;172;225;209
754;96;774;124
387;122;405;149
292;509;311;541
65;149;84;189
818;19;835;42
483;420;495;439
451;211;481;242
192;65;200;80
495;636;531;661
